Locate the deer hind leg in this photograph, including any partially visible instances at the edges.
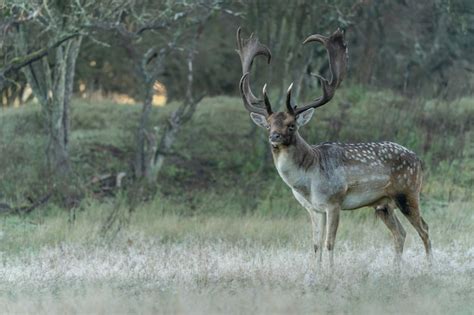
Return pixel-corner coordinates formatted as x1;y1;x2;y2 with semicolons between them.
395;194;432;260
375;204;406;264
325;205;340;269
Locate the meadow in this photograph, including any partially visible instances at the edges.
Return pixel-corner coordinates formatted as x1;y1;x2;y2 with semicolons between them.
0;89;473;313
0;204;472;314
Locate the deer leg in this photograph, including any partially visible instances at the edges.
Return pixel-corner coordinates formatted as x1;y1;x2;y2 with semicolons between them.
292;189;326;262
375;205;406;264
325;205;340;269
310;212;326;264
396;194;432;261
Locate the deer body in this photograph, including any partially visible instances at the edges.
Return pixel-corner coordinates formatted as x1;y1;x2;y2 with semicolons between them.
237;28;431;268
274;138;422;212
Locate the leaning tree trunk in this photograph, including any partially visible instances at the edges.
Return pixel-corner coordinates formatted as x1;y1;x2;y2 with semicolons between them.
133;23;205;184
137;44;202;184
133;46;168;180
146;40;204;182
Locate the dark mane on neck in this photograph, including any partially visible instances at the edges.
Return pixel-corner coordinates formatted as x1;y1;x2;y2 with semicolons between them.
312;143;346;176
290;133;318;171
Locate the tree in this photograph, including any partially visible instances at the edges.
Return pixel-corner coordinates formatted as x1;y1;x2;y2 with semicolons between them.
1;0;123;176
83;0;222;184
135;28;205;183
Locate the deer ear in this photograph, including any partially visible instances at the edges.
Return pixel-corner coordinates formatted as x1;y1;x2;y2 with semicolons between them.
296;108;314;127
250;112;269;129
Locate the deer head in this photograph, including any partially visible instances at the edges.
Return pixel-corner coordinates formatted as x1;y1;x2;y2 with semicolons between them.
237;28;348;148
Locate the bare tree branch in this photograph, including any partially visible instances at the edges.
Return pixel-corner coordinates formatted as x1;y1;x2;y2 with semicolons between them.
0;32;80;91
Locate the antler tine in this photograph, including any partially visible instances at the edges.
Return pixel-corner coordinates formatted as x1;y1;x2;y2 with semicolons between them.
286;82;295;114
293;28;348;116
236;27;273;116
262;84;273;115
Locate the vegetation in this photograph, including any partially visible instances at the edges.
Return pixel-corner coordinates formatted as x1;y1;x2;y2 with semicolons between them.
0;88;472;315
1;90;472;212
0;0;473;313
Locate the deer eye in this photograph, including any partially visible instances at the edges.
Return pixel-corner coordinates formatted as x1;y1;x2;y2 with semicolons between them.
288;124;295;132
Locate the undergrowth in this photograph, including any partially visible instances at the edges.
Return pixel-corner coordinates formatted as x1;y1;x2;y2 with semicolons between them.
0;87;472;215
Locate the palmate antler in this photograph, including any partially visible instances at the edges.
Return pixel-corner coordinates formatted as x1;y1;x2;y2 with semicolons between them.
237;28;347;117
236;27;272;116
289;28;348;116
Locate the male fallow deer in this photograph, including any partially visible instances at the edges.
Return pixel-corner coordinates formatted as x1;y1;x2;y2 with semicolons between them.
237;28;432;268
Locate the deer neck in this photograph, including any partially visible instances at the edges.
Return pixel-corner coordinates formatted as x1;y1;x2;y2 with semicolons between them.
271;133;318;187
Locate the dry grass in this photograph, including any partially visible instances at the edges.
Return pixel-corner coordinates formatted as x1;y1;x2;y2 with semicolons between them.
0;201;473;314
0;239;472;314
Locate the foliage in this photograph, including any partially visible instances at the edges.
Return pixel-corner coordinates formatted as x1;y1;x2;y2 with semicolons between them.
0;90;472;214
71;0;474;101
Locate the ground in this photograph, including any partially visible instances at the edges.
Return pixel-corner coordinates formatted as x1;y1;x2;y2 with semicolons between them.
0;201;472;314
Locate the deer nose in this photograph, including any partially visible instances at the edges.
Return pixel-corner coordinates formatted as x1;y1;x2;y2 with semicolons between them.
269;132;282;142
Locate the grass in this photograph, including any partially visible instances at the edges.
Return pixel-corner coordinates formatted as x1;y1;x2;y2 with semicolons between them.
0;88;473;313
0;199;473;313
2;242;472;314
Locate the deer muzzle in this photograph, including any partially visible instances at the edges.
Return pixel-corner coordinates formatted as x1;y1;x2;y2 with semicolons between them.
269;132;284;144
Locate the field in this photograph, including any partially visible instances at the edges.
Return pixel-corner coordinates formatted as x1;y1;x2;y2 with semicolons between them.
0;92;473;313
0;201;473;314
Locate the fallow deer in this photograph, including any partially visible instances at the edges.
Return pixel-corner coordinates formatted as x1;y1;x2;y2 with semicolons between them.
237;27;432;268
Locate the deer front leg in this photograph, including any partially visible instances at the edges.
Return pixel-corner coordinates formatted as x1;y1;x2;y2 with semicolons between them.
325;205;340;269
310;212;326;264
292;189;325;261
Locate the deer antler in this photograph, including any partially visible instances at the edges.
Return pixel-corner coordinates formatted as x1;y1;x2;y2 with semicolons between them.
286;82;295;114
237;27;272;116
291;28;348;116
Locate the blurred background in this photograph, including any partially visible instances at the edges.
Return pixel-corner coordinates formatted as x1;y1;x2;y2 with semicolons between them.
0;0;472;224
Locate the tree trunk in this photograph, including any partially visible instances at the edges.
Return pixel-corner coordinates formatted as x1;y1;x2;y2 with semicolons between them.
18;27;82;177
134;79;154;179
63;37;82;148
146;114;179;182
134;26;204;184
48;44;68;174
45;37;82;176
